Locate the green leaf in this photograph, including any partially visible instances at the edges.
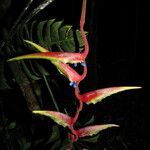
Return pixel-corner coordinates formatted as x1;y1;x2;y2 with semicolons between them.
37;20;47;47
80;134;100;143
30;21;37;42
51;140;61;150
21;61;41;80
7;122;16;130
34;61;50;76
48;125;60;143
51;20;63;44
60;138;71;150
44;19;55;50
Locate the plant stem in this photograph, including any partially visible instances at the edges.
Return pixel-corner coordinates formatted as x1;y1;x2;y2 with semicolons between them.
71;66;86;125
43;75;59;112
71;100;83;126
21;0;54;24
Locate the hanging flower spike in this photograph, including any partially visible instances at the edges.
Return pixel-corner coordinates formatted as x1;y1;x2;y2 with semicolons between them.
79;86;141;104
33;110;73;128
79;0;89;58
76;124;119;138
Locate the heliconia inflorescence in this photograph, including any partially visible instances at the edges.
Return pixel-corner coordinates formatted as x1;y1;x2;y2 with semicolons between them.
8;0;141;148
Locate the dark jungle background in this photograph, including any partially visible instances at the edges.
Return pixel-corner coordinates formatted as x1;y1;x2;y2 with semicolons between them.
0;0;148;149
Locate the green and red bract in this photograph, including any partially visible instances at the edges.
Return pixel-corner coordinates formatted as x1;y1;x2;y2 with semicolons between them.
76;124;119;138
33;110;73;128
80;86;141;104
51;61;82;85
8;50;84;64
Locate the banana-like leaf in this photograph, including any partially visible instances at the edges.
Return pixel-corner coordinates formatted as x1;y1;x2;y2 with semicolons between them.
80;86;141;104
76;124;119;138
33;110;73;128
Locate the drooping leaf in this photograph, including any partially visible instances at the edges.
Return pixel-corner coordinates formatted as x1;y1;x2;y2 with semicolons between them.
32;110;73;128
44;19;55;50
83;115;95;126
76;124;119;138
80;86;141;104
50;20;63;50
60;138;71;150
37;20;48;47
50;140;61;150
48;125;60;143
21;61;41;80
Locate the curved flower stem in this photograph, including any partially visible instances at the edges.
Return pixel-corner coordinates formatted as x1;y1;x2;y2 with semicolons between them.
71;99;83;126
67;0;88;146
80;0;89;58
70;65;87;143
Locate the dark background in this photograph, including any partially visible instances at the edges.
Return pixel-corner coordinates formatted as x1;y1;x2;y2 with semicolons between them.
0;0;148;149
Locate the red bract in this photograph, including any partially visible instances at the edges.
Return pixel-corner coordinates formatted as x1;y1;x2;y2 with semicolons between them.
79;86;141;104
51;61;82;85
8;50;84;64
76;124;119;138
